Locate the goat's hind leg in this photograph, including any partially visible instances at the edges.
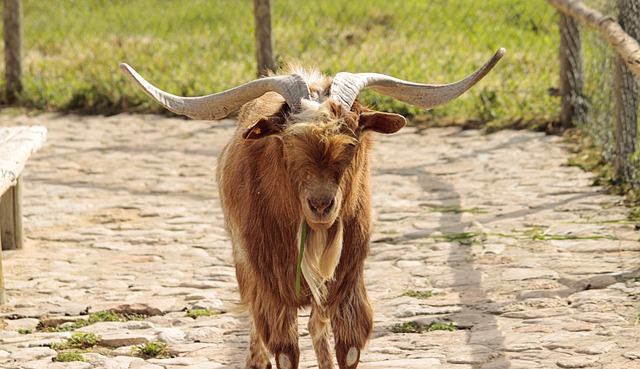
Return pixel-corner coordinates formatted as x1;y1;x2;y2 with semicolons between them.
309;304;334;369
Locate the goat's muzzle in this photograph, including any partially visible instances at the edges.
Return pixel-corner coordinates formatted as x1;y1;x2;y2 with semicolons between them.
308;196;335;217
302;191;342;230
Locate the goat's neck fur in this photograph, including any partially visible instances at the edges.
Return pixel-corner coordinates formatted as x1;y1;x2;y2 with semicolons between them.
300;220;344;306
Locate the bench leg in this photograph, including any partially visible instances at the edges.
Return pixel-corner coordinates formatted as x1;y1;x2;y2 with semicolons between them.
0;243;4;304
1;176;23;251
0;176;22;304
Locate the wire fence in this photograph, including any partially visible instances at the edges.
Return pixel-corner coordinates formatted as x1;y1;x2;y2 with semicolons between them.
549;0;640;193
0;0;639;193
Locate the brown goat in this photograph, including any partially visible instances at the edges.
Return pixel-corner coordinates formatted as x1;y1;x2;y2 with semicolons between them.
120;48;504;369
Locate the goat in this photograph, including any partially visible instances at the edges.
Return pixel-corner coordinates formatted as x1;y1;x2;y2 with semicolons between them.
120;47;505;369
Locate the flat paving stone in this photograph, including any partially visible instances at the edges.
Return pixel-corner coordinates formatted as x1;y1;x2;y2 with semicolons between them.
0;114;638;369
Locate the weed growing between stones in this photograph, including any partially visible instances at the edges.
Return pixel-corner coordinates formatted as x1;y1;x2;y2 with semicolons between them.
434;232;486;245
425;322;457;332
424;205;487;214
17;329;32;334
133;341;168;358
185;309;219;319
52;351;86;363
391;322;421;333
629;207;640;230
390;321;457;333
516;226;620;241
39;311;146;332
51;332;102;350
402;290;433;299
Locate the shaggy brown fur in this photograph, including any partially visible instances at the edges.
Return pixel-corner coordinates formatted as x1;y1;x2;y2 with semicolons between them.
217;73;406;369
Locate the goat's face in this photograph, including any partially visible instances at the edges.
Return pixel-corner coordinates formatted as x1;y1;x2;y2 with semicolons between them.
243;100;407;230
284;112;358;229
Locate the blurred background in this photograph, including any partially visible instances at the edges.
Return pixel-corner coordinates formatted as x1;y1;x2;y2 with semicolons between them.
0;0;638;199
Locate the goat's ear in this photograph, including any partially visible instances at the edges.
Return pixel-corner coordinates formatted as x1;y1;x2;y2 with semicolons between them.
358;111;407;134
242;116;284;140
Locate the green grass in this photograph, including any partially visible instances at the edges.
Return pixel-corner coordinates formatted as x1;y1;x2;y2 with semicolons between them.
425;205;487;214
425;322;457;332
515;227;620;242
185;309;219;319
403;290;433;300
391;321;457;333
432;232;485;245
391;322;421;334
134;341;168;358
41;310;146;332
52;351;86;363
51;332;102;351
0;0;559;123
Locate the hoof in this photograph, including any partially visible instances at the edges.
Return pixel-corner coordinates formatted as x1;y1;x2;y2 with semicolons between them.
277;353;293;369
346;347;359;367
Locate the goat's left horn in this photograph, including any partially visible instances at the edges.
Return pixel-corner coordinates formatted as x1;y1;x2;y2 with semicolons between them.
329;48;506;110
120;64;311;120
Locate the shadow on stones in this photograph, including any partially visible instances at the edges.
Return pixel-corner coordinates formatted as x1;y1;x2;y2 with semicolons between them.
416;170;507;368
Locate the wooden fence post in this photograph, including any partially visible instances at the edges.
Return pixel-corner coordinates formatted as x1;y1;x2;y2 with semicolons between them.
3;0;23;103
559;12;584;128
253;0;276;77
613;0;640;185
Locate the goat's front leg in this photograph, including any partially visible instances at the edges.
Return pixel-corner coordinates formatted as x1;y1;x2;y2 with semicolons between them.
330;280;373;369
309;304;334;369
246;322;272;369
251;301;300;369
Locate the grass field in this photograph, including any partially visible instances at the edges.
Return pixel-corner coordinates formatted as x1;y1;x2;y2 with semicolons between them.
0;0;559;123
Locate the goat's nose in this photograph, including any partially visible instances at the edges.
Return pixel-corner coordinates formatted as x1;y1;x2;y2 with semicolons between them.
308;196;335;215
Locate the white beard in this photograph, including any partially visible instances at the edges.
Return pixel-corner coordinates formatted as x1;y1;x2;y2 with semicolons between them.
300;220;344;306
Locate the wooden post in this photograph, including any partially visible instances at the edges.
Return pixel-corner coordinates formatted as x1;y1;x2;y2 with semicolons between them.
3;0;23;103
253;0;276;77
559;12;584;128
0;177;23;250
613;0;639;184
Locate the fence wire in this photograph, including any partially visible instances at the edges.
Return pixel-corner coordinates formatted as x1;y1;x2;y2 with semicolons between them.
0;0;638;190
564;0;640;190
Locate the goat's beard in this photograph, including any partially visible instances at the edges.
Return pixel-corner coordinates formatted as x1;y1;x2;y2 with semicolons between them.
300;220;343;305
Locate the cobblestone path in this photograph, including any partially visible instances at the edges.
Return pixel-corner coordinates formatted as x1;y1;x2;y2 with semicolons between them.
0;113;639;369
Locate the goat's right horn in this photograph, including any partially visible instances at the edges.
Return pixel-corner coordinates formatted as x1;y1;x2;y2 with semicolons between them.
330;48;506;110
120;64;311;120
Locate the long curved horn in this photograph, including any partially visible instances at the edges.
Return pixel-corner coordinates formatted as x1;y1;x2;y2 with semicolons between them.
329;48;506;110
120;63;311;120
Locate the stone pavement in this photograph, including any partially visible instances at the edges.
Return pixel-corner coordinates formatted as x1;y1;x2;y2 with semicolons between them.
0;113;639;369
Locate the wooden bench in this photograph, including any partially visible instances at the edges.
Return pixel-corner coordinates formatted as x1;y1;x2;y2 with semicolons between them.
0;125;47;304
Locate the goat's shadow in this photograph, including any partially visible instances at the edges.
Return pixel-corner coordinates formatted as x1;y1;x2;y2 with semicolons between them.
361;127;512;369
366;165;506;368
